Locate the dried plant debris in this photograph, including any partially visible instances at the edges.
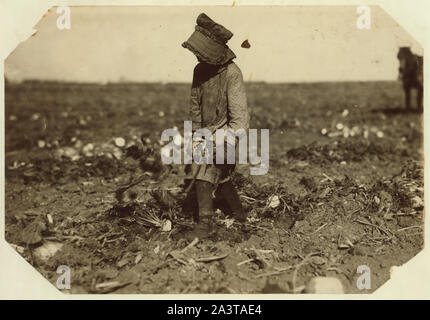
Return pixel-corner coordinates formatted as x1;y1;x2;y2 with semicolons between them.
286;138;412;164
5;81;423;293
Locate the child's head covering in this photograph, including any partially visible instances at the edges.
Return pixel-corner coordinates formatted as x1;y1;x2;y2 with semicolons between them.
182;13;236;65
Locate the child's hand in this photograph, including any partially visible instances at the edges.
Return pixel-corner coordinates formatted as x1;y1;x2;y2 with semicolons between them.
192;138;204;151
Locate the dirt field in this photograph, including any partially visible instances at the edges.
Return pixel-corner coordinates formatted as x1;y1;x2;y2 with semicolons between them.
4;80;424;294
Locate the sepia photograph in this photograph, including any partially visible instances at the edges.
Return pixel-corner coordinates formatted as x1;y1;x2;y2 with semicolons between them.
2;5;425;296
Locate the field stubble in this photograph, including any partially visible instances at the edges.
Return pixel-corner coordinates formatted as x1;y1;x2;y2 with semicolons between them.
4;81;423;294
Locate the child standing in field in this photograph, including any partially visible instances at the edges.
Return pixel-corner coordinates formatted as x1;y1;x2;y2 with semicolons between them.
182;13;250;234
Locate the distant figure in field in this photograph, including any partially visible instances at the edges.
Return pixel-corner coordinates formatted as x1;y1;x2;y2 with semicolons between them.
397;47;423;111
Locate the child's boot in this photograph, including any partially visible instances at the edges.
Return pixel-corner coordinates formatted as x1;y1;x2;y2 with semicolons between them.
216;180;247;222
193;180;216;235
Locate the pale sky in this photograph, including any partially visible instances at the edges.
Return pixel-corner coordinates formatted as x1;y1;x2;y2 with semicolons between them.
5;6;423;83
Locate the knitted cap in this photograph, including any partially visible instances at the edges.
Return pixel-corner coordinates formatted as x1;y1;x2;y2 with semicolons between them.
182;13;236;65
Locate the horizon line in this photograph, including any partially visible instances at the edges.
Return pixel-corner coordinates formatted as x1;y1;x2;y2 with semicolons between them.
5;78;399;85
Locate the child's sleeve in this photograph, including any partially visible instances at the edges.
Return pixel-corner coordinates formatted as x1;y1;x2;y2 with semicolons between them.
189;67;201;131
226;64;250;131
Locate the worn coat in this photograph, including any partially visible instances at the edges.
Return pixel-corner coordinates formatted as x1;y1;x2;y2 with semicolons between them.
185;61;250;185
